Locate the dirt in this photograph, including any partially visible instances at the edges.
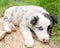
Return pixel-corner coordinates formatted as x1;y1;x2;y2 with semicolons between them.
0;17;59;48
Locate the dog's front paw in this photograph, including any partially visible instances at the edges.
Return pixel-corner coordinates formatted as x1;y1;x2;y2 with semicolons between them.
25;40;34;47
4;27;12;33
9;23;16;32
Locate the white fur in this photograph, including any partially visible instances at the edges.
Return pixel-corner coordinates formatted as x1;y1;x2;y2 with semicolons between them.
4;21;11;32
31;13;50;42
4;5;50;47
20;24;34;47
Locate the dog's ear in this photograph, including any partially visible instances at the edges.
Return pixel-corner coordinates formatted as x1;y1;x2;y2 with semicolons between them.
42;13;58;24
50;15;58;24
30;16;39;25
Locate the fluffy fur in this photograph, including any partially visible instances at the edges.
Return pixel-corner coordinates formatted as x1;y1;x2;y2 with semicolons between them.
3;5;57;47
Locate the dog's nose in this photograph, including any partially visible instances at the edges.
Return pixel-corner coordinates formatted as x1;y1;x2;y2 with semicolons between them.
43;39;49;43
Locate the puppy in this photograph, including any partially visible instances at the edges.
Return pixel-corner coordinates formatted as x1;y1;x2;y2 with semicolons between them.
3;5;58;47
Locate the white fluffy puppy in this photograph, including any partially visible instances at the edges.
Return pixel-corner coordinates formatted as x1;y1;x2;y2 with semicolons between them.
3;5;57;47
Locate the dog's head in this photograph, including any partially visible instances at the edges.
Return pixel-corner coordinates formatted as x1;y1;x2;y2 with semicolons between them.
30;13;58;43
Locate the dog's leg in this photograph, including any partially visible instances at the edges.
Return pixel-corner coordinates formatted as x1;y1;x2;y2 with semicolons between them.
4;18;12;33
20;24;34;47
3;12;13;33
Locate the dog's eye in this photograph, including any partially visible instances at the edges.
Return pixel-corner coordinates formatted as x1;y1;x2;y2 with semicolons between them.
37;26;43;31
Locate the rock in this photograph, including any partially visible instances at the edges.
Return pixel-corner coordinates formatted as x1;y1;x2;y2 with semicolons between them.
0;30;6;40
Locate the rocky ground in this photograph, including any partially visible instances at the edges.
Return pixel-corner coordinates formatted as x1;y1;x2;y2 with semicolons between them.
0;17;59;48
